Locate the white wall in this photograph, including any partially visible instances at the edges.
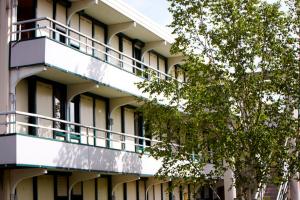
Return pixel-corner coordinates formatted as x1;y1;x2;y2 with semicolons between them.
13;134;163;174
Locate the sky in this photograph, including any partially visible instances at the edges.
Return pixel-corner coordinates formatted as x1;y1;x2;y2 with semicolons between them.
121;0;172;28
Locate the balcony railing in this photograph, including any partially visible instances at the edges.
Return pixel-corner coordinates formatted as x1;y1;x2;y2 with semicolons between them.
0;111;159;153
12;17;177;82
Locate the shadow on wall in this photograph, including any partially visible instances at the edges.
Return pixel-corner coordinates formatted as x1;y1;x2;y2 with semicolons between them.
53;142;143;174
86;56;107;83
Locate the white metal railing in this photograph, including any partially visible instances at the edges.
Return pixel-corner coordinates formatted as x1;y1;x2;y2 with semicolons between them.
12;17;179;82
0;110;159;153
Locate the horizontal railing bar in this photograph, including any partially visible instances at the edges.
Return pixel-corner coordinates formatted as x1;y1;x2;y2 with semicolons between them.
13;26;171;81
17;121;150;144
2;111;158;142
13;17;179;81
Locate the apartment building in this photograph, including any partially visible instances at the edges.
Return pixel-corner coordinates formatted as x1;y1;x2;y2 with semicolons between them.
0;0;234;200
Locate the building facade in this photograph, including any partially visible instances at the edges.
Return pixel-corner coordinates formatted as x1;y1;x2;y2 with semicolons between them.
0;0;263;200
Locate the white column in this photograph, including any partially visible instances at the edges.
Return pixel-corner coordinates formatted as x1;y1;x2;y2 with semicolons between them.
224;169;236;200
0;0;12;134
290;179;300;200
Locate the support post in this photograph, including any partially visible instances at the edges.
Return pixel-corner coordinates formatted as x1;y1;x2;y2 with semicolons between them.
10;168;47;200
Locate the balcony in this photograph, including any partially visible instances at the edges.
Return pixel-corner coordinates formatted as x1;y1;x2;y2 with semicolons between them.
0;111;161;175
10;17;177;98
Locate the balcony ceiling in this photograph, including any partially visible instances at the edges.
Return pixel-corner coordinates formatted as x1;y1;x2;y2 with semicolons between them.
38;68;131;98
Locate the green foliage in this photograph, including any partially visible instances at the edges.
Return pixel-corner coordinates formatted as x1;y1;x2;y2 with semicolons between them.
138;0;300;199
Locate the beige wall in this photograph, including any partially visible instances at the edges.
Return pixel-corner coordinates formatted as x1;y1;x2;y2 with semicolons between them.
16;79;28;133
95;99;107;147
36;81;53;138
127;182;137;200
57;176;68;197
98;178;108;200
173;187;180;200
83;179;95;200
80;95;94;145
148;186;154;200
123;38;133;72
80;16;93;54
111;107;122;149
124;108;135;151
94;25;106;60
56;3;66;24
114;184;123;200
36;0;52;37
16;178;33;200
110;35;120;66
162;183;169;200
72;182;82;195
154;184;161;200
139;180;146;200
143;52;150;65
38;175;54;200
158;57;166;79
149;52;157;69
70;13;80;47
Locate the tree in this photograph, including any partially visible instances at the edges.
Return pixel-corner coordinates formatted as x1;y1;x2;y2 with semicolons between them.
138;0;300;199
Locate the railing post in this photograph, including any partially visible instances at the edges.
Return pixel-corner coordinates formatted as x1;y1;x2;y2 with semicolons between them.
18;24;21;40
86;127;89;145
66;123;70;142
122;135;125;150
36;117;40;136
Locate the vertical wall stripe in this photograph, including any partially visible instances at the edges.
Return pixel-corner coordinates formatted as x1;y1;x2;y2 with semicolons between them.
188;184;191;200
106;98;110;148
95;178;98;200
28;77;36;135
168;182;172;200
160;184;163;200
144;180;147;200
92;20;95;56
67;175;70;200
153;186;155;200
93;97;96;146
123;183;127;200
136;180;139;200
108;175;112;200
121;106;125;150
33;177;37;200
180;186;183;200
54;175;58;199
